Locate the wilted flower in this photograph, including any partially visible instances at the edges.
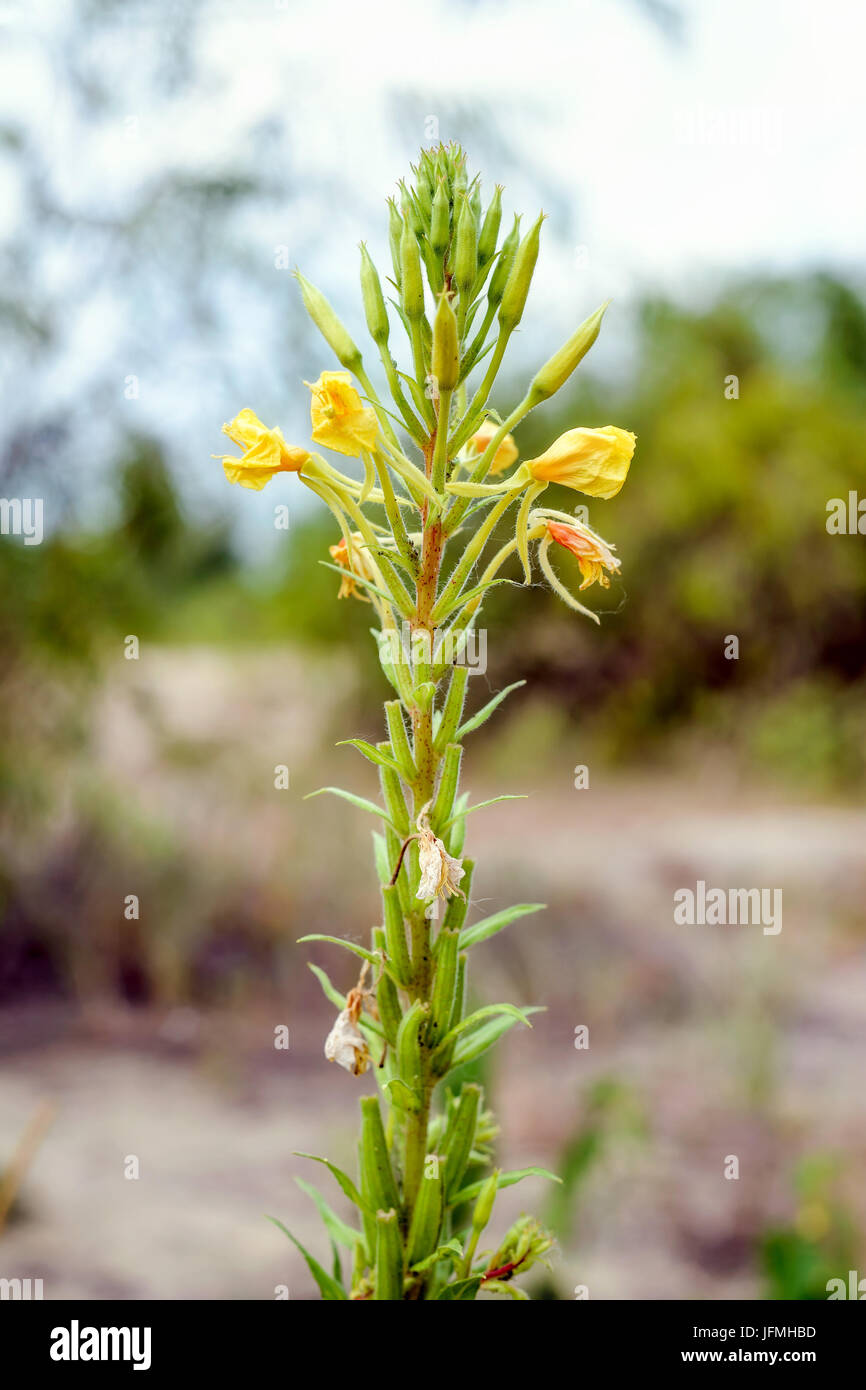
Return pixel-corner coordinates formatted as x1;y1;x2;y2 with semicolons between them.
324;972;372;1076
467;420;518;476
545;517;620;590
526;425;635;499
328;532;380;602
306;371;378;457
217;409;309;490
415;805;465;905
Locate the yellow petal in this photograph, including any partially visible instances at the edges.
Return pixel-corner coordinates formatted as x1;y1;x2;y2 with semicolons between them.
527;426;635;499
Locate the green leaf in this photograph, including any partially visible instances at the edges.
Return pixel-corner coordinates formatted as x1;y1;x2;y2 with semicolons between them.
299;935;378;966
456;681;526;741
307;962;346;1011
294;1177;363;1250
446;1007;546;1071
336;739;404;777
460;903;545;951
293;1152;372;1215
409;1239;464;1274
304;786;397;831
440;794;528;834
449;1166;562;1208
437;1275;483;1300
433;1003;533;1062
382;1077;422;1113
432;576;516;624
266;1217;348;1300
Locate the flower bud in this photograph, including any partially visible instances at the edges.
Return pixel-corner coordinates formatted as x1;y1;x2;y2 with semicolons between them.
471;1170;499;1232
527;301;609;406
387;197;403;286
487;214;521;307
477;186;503;269
296;272;362;371
400;220;425;321
430;179;450;258
431;291;460;392
452;196;477;294
359;243;390;346
498;211;544;331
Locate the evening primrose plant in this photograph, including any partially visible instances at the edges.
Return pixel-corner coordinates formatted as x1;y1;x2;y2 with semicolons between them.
215;145;635;1300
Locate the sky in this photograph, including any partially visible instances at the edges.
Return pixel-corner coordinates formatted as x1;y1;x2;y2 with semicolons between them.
0;0;864;534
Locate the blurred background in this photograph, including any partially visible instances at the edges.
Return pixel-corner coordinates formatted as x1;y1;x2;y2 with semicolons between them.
1;0;865;1300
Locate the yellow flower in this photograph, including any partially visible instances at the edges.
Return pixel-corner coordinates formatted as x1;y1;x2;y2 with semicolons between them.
306;371;378;458
546;518;620;590
527;426;635;499
217;409;308;490
468;421;519;476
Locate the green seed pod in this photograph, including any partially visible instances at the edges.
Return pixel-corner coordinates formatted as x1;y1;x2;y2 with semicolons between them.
449;952;466;1033
384;700;416;782
407;1156;444;1266
374;1207;404;1300
429;925;459;1044
387;198;403;287
469;180;482;225
431;291;459;393
498;211;545;332
487;214;521;307
434;665;469;752
295;271;362;371
359;243;390;346
430;179;450;258
430;742;462;831
452;197;477;294
378;761;410;837
526;300;609;407
360;1095;401;1213
396;999;428;1091
383;884;412;988
477;186;503;269
471;1169;499;1233
442;1083;481;1198
357;1137;378;1262
376;967;402;1049
400;220;425;321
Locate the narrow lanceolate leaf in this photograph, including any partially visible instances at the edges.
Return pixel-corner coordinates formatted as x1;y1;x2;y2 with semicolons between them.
459;903;546;951
293;1153;373;1216
409;1239;464;1274
441;794;528;834
442;1007;546;1073
294;1177;363;1249
437;1275;482;1300
456;681;526;741
307;962;346;1011
433;1003;533;1064
299;935;379;966
304;786;397;831
266;1217;348;1300
336;739;404;778
448;1165;563;1208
